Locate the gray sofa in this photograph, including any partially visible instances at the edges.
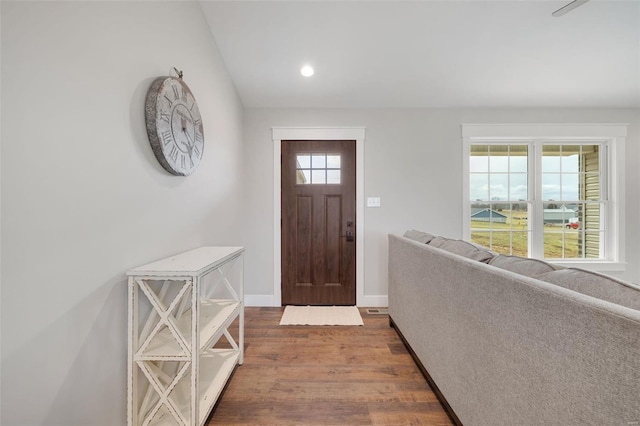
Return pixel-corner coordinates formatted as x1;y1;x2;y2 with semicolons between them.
388;232;640;426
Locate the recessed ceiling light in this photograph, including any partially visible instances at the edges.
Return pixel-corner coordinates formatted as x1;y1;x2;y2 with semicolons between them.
301;65;314;77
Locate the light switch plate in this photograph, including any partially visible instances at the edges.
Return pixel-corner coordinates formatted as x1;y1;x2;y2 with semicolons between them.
367;197;381;207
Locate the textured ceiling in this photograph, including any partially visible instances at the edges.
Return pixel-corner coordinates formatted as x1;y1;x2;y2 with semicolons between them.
200;1;640;108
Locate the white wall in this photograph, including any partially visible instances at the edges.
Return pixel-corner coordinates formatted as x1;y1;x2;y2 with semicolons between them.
1;1;244;424
243;108;640;302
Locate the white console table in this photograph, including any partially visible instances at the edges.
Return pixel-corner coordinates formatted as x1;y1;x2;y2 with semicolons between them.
127;246;244;426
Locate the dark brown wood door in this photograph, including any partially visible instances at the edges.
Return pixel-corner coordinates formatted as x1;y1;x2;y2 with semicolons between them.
281;140;356;305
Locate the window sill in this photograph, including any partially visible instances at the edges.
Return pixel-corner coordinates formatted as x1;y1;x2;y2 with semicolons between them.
548;261;626;273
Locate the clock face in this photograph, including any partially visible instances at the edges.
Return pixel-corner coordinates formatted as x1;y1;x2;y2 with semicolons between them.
145;77;204;176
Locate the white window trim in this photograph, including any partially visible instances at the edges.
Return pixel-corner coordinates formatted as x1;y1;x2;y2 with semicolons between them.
461;123;627;272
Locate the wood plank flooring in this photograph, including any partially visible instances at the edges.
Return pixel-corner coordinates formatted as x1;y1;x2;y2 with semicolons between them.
207;307;453;425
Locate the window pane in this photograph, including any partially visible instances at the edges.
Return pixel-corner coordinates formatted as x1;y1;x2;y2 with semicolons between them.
582;203;601;232
489;155;508;173
489;174;508;201
510;204;528;230
582;145;599;157
311;169;325;184
297;169;311;184
543;229;564;258
584;231;603;259
544;229;582;259
561;173;579;201
542;203;602;259
563;230;580;258
544;203;577;226
470;145;489;172
510;156;527;173
326;155;341;169
542;146;561;172
561;145;580;173
327;170;341;184
311;154;326;169
470;174;489;201
470;203;490;228
296;154;311;169
542;174;561;201
584;173;600;200
470;203;529;255
509;174;527;201
511;232;528;257
488;231;512;255
470;231;491;249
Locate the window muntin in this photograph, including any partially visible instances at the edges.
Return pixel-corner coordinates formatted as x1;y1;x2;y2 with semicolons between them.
540;144;603;259
470;201;529;257
296;153;341;184
469;145;530;256
468;142;605;260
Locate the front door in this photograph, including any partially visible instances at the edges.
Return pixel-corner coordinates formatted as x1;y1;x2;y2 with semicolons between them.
281;140;356;305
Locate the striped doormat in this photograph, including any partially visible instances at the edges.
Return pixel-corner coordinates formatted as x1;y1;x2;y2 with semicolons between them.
279;305;364;326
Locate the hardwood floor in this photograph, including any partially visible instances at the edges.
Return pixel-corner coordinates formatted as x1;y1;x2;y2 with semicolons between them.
207;307;453;425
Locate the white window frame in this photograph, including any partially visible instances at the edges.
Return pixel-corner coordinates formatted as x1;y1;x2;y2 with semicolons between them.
462;123;627;272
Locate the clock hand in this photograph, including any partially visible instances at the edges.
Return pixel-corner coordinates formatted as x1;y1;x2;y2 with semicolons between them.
179;116;196;156
183;129;195;157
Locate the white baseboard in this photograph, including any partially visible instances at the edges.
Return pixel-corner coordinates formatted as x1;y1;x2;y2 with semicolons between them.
358;294;388;307
244;294;276;307
244;294;389;307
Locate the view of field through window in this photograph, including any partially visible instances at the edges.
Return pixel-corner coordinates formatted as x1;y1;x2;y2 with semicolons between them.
469;144;602;259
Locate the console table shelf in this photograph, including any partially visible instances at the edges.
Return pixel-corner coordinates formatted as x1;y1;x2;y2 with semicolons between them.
127;247;244;426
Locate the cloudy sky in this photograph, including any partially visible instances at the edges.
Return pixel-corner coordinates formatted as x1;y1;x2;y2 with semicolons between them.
470;152;587;202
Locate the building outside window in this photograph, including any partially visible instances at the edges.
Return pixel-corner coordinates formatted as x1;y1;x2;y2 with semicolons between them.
462;124;627;270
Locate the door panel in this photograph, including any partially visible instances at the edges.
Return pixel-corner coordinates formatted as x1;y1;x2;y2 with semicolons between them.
281;140;356;305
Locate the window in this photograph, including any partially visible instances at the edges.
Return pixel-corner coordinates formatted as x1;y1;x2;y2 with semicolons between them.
296;153;341;184
462;124;627;269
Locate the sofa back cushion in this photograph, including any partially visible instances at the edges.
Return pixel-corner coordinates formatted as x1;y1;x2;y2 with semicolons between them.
536;268;640;311
488;254;558;278
428;236;495;263
403;230;435;244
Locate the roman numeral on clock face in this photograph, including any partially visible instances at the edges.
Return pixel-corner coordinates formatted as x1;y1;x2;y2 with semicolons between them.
161;130;173;146
170;145;179;162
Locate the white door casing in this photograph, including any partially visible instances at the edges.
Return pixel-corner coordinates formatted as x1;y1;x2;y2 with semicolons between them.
272;127;366;306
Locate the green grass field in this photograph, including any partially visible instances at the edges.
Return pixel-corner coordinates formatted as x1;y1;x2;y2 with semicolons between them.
470;212;580;258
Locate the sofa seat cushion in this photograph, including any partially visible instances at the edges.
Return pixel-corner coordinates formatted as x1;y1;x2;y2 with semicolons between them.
428;236;495;263
403;230;435;244
488;254;559;278
536;268;640;311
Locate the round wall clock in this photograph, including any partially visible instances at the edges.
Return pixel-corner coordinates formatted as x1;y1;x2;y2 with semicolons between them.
144;74;204;176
